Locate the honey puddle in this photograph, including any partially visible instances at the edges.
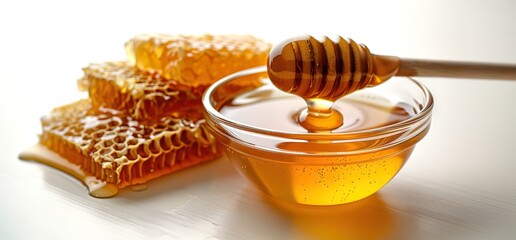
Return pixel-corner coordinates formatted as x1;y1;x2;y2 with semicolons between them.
19;144;119;198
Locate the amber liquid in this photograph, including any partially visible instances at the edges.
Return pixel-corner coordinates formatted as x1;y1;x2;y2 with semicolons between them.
219;84;425;205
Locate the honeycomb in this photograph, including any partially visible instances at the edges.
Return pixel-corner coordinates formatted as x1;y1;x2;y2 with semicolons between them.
39;99;220;188
78;61;207;121
25;33;270;193
125;34;271;86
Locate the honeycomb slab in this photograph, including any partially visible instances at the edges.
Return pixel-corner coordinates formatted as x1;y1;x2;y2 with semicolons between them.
22;99;220;196
125;34;271;86
79;61;207;121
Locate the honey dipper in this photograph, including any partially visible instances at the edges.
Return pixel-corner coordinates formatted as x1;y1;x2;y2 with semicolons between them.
268;35;516;102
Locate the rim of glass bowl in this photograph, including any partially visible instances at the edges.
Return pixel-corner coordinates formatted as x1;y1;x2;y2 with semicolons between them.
202;66;433;142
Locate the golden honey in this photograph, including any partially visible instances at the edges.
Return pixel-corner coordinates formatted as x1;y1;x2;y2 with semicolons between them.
220;89;419;204
203;68;433;205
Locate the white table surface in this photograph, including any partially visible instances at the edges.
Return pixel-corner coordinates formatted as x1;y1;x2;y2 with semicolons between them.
1;0;515;239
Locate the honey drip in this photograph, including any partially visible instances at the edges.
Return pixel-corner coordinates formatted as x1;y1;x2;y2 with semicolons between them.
267;35;401;131
298;98;343;131
19;144;119;198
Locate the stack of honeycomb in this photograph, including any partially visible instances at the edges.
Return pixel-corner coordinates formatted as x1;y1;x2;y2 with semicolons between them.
27;34;271;195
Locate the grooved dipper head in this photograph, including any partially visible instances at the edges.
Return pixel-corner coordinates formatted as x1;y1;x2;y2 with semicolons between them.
268;35;397;102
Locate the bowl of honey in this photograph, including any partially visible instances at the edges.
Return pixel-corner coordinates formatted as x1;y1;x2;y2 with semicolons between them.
203;66;433;206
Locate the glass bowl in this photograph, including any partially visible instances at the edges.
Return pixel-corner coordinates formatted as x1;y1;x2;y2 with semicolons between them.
203;66;433;206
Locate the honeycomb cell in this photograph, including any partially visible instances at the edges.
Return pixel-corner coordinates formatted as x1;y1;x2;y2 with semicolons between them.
39;99;221;188
125;34;271;86
79;62;207;121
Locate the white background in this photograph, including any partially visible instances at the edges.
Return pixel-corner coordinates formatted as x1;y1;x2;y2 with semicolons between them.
1;0;516;239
